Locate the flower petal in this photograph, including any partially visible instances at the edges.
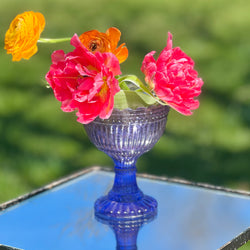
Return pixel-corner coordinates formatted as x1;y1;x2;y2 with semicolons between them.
46;34;121;124
79;27;128;63
141;32;203;115
4;11;45;61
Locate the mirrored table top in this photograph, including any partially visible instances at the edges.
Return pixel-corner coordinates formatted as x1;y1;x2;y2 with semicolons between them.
0;167;249;250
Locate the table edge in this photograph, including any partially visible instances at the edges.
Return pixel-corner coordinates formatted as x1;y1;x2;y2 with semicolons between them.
1;166;250;212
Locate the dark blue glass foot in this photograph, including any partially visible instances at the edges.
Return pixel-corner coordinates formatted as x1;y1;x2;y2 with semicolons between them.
95;194;157;221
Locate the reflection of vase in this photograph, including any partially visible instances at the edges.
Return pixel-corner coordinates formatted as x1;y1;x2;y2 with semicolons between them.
84;105;169;221
96;215;156;250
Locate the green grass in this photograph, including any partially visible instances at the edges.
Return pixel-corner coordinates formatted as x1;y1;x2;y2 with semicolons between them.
0;0;250;203
239;241;250;249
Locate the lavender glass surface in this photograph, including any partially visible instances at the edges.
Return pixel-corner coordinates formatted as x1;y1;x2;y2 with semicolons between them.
84;105;169;221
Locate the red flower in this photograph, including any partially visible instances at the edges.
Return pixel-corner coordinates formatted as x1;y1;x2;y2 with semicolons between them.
141;32;203;115
45;34;121;124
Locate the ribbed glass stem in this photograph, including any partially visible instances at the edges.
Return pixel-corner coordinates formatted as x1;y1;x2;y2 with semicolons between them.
109;161;142;203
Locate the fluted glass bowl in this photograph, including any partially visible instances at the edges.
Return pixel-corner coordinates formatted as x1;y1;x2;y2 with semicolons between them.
84;105;169;221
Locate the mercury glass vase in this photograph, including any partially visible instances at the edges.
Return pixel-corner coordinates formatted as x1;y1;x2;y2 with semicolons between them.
84;105;169;221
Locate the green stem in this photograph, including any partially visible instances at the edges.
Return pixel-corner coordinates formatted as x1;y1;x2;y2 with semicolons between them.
38;37;71;44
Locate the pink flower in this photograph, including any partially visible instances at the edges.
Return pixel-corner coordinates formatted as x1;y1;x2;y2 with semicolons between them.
45;34;121;124
141;32;203;115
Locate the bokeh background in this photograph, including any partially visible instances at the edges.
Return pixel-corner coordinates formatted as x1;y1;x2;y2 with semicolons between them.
0;0;250;203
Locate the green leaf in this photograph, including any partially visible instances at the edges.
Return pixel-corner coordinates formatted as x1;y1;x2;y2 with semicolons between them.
114;90;157;110
117;75;166;105
119;80;131;91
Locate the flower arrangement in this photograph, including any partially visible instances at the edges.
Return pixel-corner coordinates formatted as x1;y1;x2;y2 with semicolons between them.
5;11;203;124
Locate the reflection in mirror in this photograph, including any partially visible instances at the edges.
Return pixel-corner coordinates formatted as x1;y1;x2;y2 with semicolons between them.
96;215;156;250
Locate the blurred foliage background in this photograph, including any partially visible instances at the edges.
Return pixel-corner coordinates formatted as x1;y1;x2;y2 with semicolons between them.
0;0;250;203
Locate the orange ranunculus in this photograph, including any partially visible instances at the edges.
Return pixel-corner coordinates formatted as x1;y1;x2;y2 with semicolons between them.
79;27;128;63
4;11;45;61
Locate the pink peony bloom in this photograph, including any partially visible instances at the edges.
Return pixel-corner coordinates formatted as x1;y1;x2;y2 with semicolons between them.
141;32;203;115
45;34;121;124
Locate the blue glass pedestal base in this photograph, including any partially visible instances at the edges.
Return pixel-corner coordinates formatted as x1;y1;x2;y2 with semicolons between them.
95;194;157;221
